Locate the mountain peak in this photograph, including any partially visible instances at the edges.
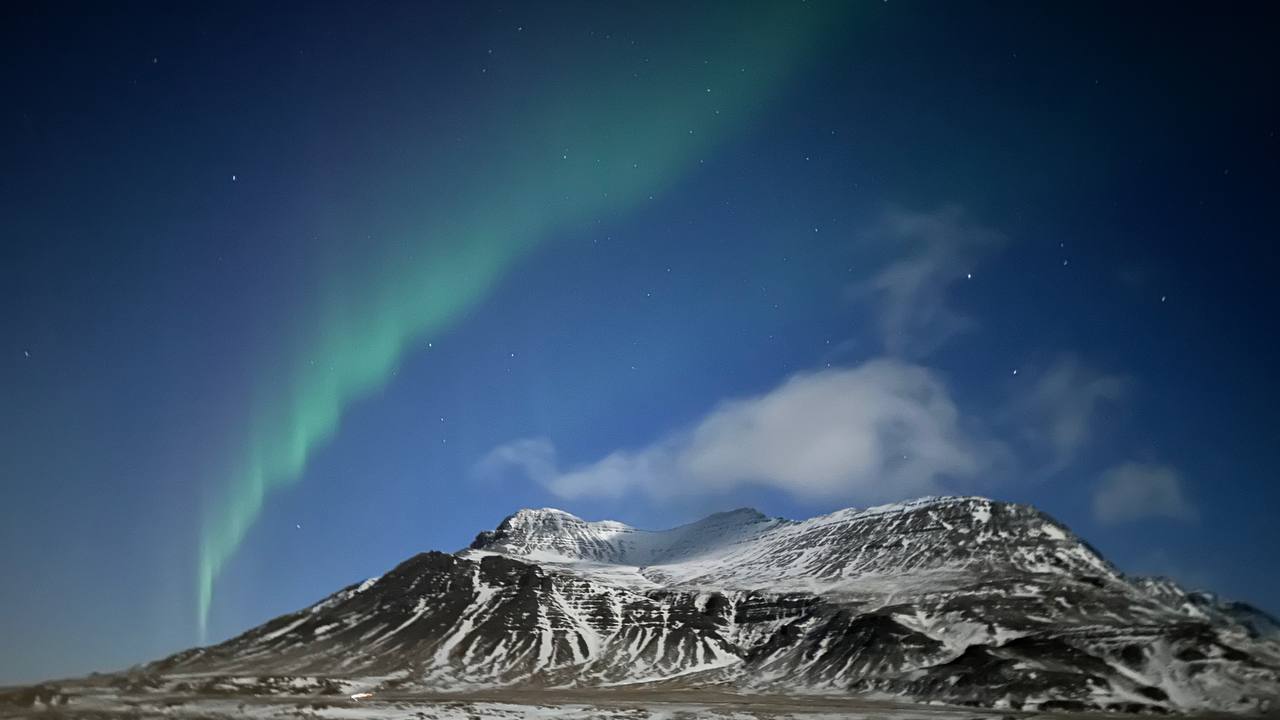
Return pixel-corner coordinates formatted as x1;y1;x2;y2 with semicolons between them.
705;506;768;521
505;507;586;523
466;494;1115;597
467;504;782;567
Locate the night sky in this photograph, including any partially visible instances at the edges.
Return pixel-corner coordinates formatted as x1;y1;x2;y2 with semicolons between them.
3;2;1278;684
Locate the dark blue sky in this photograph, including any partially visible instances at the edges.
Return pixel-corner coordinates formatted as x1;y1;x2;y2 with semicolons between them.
3;2;1278;683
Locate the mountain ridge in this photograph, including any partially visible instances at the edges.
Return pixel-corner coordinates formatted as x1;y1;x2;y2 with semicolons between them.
464;496;1120;600
46;496;1280;714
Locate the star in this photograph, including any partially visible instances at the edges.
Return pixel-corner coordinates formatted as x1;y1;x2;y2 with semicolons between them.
1012;369;1019;375
295;524;301;529
231;174;237;182
966;272;973;279
23;350;30;358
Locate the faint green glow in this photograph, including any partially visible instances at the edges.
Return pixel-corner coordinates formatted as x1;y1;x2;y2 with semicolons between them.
198;3;845;641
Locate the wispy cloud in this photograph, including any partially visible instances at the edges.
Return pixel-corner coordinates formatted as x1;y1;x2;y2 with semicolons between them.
1007;355;1129;476
1093;462;1197;525
852;205;1005;358
474;438;558;485
479;360;1000;503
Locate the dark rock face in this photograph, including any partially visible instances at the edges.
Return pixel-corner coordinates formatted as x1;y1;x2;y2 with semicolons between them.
144;497;1280;713
746;610;949;685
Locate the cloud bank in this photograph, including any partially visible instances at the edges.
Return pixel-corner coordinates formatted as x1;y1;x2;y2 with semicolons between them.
1093;462;1197;525
479;359;997;503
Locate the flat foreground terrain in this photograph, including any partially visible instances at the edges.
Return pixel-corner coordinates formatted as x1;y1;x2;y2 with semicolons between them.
0;685;1111;720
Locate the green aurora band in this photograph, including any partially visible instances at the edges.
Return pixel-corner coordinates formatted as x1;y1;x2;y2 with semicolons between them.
198;4;846;641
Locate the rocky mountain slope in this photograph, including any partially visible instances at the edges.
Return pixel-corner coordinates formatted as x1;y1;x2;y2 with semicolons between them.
135;497;1280;713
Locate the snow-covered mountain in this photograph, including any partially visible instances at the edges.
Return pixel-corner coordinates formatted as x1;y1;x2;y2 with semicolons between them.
467;498;1117;595
129;497;1280;713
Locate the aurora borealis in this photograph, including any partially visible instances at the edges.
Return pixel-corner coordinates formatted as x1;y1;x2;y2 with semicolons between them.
4;1;1280;685
194;5;845;639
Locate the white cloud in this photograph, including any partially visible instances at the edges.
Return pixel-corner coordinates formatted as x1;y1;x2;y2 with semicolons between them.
474;437;558;485
1093;462;1197;525
478;359;998;503
1009;355;1128;476
852;205;1005;358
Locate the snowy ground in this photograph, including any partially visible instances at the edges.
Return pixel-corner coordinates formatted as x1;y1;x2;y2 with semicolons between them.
0;686;1048;720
